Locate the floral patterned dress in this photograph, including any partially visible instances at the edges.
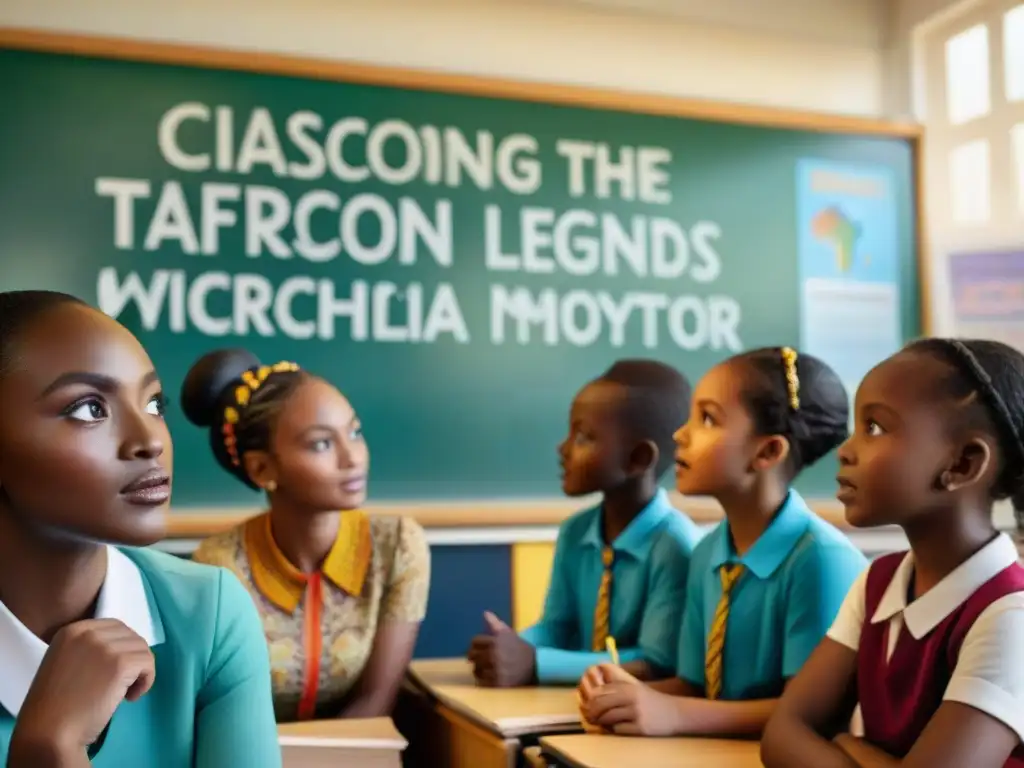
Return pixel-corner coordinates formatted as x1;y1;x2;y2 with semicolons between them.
193;511;430;722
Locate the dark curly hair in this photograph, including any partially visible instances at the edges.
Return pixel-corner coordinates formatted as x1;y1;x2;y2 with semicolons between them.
598;359;692;479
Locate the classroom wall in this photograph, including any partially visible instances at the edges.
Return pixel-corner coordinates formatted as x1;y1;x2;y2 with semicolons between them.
889;0;1023;340
883;0;972;117
1;0;924;659
0;0;887;117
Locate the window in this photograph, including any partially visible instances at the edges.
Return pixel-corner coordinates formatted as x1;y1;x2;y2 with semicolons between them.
949;139;991;223
1007;5;1024;101
922;2;1024;237
945;24;991;123
1014;124;1024;212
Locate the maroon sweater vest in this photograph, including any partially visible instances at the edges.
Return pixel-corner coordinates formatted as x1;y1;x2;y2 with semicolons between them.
857;552;1024;765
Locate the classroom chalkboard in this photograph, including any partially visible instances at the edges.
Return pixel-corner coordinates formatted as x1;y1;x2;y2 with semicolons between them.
0;36;922;507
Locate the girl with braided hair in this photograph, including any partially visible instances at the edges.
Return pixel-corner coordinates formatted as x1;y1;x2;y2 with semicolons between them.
183;349;429;723
763;339;1024;768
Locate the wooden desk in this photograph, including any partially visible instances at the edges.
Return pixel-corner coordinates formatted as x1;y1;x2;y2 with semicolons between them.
541;733;762;768
278;717;406;768
395;658;582;768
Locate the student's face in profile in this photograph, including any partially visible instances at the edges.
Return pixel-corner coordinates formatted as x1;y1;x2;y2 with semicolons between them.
0;304;172;545
672;361;764;497
263;377;370;512
837;352;968;527
558;380;631;497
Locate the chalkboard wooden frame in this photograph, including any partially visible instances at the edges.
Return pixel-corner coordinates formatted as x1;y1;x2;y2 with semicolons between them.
0;28;931;538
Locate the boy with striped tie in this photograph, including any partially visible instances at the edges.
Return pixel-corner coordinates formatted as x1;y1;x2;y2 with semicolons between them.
467;360;701;686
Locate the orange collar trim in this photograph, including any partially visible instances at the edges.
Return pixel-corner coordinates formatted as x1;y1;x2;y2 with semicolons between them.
244;511;372;613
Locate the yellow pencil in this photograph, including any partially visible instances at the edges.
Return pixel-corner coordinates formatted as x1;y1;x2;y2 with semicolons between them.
605;636;620;665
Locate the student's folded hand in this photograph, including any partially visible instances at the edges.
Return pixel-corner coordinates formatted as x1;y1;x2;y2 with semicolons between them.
578;662;632;702
577;664;608;703
466;611;537;687
594;663;639;687
577;689;607;733
12;618;155;758
577;664;625;734
584;669;680;737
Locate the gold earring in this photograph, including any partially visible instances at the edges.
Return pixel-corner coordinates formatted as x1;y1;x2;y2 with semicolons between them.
265;481;277;493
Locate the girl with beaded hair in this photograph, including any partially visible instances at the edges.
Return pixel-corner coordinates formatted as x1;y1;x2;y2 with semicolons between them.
578;347;866;740
184;349;430;723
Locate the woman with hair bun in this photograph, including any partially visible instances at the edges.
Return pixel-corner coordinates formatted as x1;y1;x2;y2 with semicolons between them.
184;349;430;723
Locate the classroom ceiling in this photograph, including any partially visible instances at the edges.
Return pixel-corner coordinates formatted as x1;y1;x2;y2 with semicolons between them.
558;0;890;47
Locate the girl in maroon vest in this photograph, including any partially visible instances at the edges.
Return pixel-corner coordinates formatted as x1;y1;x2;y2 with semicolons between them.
762;338;1024;768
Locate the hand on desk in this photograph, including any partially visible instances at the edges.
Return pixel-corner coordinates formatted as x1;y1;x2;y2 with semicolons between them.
467;611;537;688
578;663;614;705
577;664;613;733
580;664;681;737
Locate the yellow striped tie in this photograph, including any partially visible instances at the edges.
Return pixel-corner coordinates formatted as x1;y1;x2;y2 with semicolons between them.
704;564;745;700
591;547;614;652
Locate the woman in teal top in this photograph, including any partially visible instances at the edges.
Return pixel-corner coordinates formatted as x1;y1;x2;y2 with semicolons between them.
0;290;280;768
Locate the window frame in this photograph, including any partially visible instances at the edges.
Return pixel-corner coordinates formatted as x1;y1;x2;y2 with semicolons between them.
920;0;1024;228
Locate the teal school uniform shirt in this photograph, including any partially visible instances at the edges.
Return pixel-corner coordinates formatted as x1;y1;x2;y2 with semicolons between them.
520;488;703;684
0;546;281;768
676;489;867;700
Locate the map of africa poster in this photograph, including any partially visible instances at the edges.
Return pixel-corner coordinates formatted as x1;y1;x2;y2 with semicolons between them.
796;159;901;407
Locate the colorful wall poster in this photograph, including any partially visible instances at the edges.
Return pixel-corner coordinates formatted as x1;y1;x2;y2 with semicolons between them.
949;249;1024;352
796;160;902;406
949;249;1024;539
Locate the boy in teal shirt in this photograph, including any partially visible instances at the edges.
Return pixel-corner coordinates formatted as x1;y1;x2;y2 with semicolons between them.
468;360;702;686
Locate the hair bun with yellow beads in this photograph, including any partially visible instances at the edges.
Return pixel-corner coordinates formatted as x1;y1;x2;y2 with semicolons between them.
181;348;304;488
180;349;262;428
220;360;301;467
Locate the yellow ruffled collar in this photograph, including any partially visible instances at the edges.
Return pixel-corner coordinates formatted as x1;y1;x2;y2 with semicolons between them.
243;511;372;613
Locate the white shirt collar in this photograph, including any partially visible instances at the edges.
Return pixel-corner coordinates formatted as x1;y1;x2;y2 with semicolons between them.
871;533;1020;639
0;545;158;716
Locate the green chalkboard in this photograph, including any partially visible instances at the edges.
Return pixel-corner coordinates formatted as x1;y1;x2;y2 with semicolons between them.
0;41;921;507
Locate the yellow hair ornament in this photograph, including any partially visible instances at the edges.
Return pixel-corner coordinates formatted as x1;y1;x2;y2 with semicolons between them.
781;347;800;410
221;362;301;467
